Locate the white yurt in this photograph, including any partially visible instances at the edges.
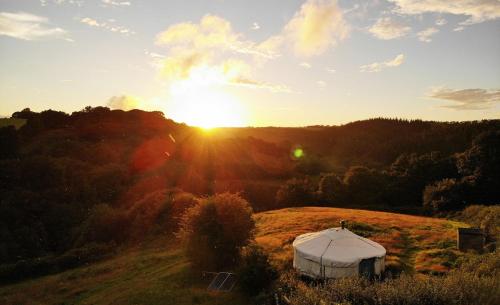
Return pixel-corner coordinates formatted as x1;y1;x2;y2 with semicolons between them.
292;225;386;279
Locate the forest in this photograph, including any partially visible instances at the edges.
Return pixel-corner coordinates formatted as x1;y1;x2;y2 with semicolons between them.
0;107;499;282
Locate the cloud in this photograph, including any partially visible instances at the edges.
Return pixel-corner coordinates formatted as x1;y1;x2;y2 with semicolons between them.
160;50;209;80
283;0;349;57
368;17;411;40
428;87;500;110
300;62;312;69
40;0;84;6
155;14;289;94
317;80;326;87
107;95;142;110
417;27;438;42
388;0;500;25
229;77;292;93
326;68;336;73
0;11;67;40
81;17;99;27
360;54;405;72
101;0;131;7
156;14;278;59
251;22;260;30
80;17;134;35
435;17;447;26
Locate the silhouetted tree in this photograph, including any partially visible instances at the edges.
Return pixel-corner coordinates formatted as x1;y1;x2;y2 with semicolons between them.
178;193;255;270
276;177;316;207
318;173;345;204
423;178;467;213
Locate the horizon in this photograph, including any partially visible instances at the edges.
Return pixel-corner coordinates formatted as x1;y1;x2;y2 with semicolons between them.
4;106;499;130
1;0;499;127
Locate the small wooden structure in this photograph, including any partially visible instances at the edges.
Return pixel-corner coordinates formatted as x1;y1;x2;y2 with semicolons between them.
457;228;485;252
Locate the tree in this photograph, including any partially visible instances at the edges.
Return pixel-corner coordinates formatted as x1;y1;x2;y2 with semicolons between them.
318;173;345;204
423;178;467;213
275;177;315;207
178;193;255;270
343;166;386;205
456;131;500;204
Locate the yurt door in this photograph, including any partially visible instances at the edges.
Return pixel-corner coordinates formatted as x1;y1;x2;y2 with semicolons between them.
359;258;375;277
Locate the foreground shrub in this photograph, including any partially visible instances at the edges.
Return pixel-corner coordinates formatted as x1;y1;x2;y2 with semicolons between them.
238;244;277;296
178;192;255;270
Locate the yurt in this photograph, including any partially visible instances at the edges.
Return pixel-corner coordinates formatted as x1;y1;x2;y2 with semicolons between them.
293;225;386;279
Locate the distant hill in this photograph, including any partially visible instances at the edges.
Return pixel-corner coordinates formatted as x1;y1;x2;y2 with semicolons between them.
215;118;500;169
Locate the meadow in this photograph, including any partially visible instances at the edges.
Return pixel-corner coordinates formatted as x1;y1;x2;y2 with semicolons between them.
0;207;470;305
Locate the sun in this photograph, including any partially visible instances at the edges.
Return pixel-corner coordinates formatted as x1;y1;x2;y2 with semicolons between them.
164;66;248;129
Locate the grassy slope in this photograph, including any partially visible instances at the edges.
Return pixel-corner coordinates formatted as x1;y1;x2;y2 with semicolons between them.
0;207;468;304
255;207;468;274
0;240;250;305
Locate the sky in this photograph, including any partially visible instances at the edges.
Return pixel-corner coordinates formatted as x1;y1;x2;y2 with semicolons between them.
0;0;499;127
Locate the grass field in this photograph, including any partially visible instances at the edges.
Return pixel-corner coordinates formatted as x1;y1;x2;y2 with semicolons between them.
0;207;468;304
0;240;250;305
254;207;468;274
0;118;26;129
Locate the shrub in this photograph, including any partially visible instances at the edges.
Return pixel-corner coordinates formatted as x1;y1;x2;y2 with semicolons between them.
458;205;500;247
178;193;255;270
238;244;277;296
76;204;129;245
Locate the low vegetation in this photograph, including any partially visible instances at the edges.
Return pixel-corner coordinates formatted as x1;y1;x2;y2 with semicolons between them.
279;252;500;305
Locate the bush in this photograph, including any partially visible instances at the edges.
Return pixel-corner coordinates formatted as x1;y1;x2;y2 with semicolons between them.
127;190;197;240
76;204;129;245
458;205;500;249
238;244;277;296
178;192;255;270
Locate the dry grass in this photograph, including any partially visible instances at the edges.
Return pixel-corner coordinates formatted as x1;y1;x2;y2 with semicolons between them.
254;207;468;273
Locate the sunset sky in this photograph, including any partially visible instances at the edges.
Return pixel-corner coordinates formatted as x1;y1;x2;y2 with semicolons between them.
1;0;499;127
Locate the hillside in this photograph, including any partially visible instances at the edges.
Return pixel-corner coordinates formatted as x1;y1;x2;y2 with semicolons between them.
0;207;468;305
255;207;468;274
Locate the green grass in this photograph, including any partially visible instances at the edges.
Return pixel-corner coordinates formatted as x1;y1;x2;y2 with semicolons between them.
0;239;250;305
0;118;26;129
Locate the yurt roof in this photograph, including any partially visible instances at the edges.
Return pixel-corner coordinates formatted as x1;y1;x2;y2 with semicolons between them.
293;228;386;267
